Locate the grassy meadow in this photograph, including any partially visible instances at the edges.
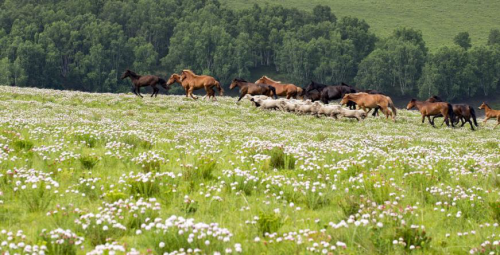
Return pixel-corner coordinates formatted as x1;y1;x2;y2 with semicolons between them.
221;0;500;49
0;86;499;254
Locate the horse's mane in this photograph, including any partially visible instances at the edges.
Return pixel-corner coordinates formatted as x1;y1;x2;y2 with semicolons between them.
234;78;248;83
182;70;198;77
126;69;140;78
261;76;281;83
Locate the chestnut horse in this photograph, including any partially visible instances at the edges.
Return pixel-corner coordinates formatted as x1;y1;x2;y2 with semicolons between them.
406;99;455;127
229;78;277;102
121;69;168;98
426;96;478;130
178;70;224;100
340;93;397;121
255;76;303;99
479;102;500;129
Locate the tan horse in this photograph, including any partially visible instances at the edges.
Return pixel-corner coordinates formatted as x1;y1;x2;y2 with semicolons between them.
479;102;500;128
172;70;223;100
255;76;303;99
406;99;454;127
340;93;397;121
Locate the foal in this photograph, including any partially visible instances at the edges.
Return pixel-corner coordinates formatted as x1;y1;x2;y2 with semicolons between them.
479;102;500;129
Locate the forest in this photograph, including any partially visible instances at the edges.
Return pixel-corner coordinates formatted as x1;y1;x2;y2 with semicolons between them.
0;0;499;100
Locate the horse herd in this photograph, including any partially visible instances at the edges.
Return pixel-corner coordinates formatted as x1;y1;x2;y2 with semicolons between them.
121;69;500;130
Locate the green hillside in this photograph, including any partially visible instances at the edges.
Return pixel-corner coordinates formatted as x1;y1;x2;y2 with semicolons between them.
221;0;500;49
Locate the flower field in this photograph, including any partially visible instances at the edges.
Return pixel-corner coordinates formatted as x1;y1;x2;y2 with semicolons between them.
0;86;499;254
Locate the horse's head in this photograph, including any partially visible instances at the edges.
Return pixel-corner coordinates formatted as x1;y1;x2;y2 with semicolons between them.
406;99;417;110
167;74;180;85
304;81;316;92
230;78;245;90
340;94;351;106
478;102;487;110
120;69;132;79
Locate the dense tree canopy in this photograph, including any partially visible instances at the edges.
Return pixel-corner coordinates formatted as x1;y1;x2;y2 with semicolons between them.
0;0;498;100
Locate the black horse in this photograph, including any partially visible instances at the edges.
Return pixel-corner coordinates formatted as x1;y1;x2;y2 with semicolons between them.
301;81;355;104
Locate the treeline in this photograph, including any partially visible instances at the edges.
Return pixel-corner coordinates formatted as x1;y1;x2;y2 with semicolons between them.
0;0;499;100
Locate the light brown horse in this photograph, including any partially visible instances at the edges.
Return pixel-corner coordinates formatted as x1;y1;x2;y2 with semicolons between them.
340;93;397;121
167;73;217;101
479;102;500;129
255;76;303;99
121;69;168;98
406;99;455;127
175;70;223;100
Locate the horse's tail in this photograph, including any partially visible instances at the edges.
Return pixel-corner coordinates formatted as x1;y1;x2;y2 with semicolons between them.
270;86;278;99
387;97;397;116
215;81;224;96
470;106;478;127
447;103;455;127
159;78;168;90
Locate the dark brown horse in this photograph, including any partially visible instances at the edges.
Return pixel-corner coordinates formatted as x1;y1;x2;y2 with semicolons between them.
426;96;478;130
121;69;168;98
406;99;455;127
229;78;277;102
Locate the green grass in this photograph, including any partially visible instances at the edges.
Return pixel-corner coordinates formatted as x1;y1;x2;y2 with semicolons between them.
0;85;499;254
221;0;500;49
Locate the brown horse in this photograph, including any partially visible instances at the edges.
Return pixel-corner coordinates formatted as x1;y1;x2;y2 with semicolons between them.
255;76;303;99
121;69;168;98
229;78;277;102
406;99;455;127
479;102;500;129
178;70;224;100
340;93;397;121
426;96;478;130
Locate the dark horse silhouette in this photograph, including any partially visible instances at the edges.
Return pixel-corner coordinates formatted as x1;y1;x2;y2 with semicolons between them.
301;81;354;104
426;96;478;130
121;69;168;98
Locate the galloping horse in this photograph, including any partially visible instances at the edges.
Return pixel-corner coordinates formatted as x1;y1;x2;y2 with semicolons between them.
406;99;454;127
426;96;478;130
341;93;397;121
229;78;277;102
255;76;303;99
301;81;355;104
121;69;168;98
176;70;223;100
479;102;500;129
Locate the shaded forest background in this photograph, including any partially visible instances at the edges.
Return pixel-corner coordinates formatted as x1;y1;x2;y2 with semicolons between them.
0;0;499;100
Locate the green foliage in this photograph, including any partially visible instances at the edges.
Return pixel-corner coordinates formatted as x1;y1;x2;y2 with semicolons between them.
267;147;296;170
79;155;99;169
395;226;432;251
11;139;34;151
257;211;284;235
454;32;472;50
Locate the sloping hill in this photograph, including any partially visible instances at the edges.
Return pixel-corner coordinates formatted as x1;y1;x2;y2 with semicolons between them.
221;0;500;49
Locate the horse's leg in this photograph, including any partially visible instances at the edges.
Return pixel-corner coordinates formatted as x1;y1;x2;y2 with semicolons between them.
426;116;433;125
137;87;143;98
483;116;491;124
150;85;156;97
131;86;138;96
188;88;197;100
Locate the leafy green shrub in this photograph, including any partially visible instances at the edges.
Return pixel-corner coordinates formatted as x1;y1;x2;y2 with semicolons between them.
257;211;284;235
268;147;295;170
396;226;432;251
11;139;34;151
79;155;99;169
